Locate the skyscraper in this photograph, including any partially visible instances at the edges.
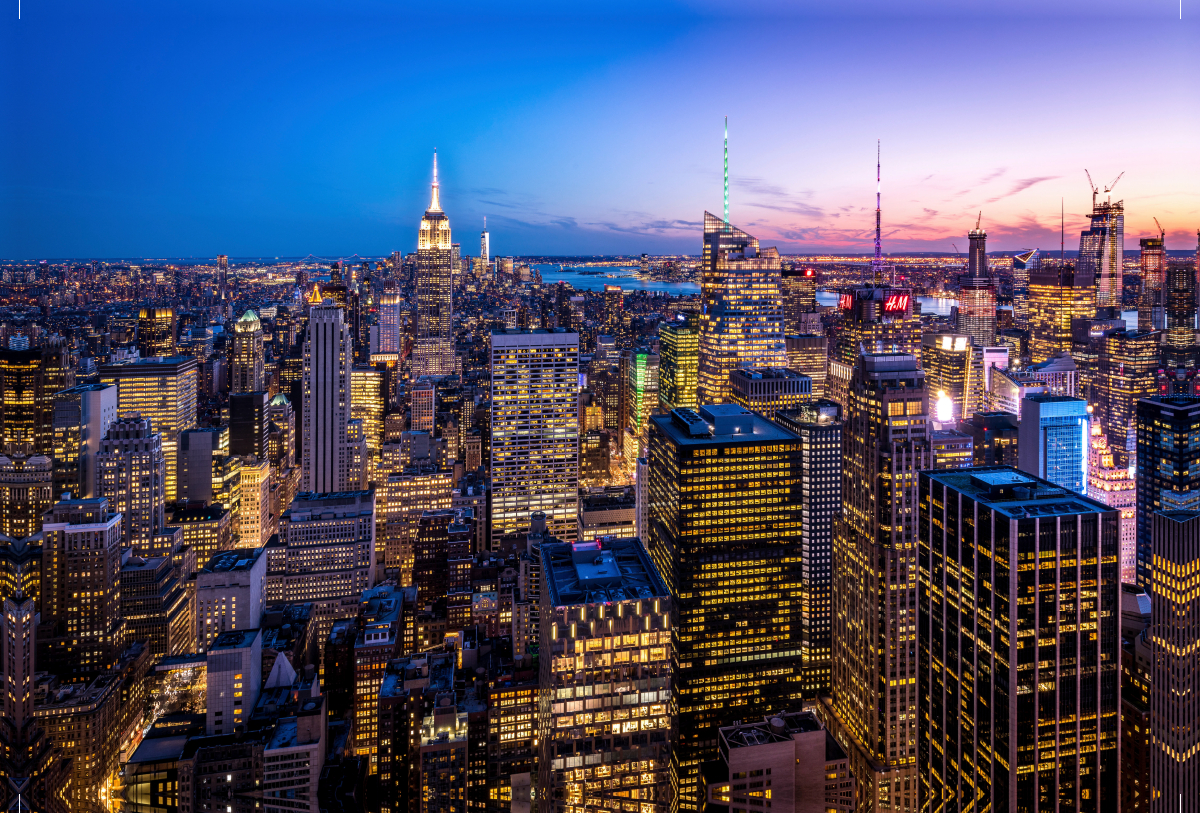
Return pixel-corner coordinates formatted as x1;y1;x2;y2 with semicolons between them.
377;279;402;354
1088;422;1137;584
302;300;354;493
1139;233;1166;332
480;216;490;267
489;329;579;544
414;152;455;378
920;333;982;425
782;266;818;331
728;367;813;419
1148;510;1200;811
136;306;177;358
537;537;672;813
959;216;997;346
658;311;699;411
1017;394;1089;495
824;353;931;813
100;356;199;502
0;343;74;456
1163;253;1197;371
230;390;270;459
231;309;265;393
1028;262;1097;363
775;400;842;696
918;467;1120;811
623;349;658;465
828;285;921;411
1011;248;1038;328
786;333;829;398
696;213;787;404
646;405;805;811
96;414;167;552
1096;329;1160;467
1134;395;1200;589
50;382;118;500
1079;195;1125;311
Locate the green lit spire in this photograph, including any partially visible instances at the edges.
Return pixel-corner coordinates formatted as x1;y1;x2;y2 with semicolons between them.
723;116;729;224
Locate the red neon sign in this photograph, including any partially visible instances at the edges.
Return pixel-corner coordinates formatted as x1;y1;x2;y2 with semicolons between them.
883;294;910;313
838;294;854;310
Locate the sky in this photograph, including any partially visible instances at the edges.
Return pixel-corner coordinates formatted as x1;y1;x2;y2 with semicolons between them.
2;0;1198;259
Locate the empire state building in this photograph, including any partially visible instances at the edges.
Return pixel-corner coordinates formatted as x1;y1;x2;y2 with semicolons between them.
414;151;455;377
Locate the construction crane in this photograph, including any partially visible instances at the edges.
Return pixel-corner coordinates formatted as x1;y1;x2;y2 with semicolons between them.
1154;217;1165;239
1104;171;1125;199
1085;169;1098;209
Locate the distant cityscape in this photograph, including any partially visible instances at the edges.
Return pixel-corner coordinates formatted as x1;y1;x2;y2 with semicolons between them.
0;146;1196;813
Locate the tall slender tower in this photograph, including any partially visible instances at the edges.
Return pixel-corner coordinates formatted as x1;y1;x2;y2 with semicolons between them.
872;140;884;284
959;214;997;347
1078;184;1125;312
480;216;490;266
1139;227;1166;332
377;280;402;354
414;151;455;377
302;300;354;493
723;116;729;223
826;352;931;813
231;309;265;392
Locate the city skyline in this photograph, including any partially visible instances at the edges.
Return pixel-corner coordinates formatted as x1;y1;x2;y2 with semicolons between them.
4;2;1198;258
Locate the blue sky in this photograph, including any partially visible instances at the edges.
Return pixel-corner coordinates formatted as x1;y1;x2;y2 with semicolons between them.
2;0;1197;258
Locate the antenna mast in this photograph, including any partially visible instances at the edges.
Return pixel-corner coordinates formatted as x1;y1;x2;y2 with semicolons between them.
723;117;729;224
873;140;883;284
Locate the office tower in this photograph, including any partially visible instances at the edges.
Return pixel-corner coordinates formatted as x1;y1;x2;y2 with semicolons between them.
824;353;931;813
1027;351;1078;396
137;306;177;357
1164;255;1197;371
302;301;354;493
39;496;125;681
1087;423;1137;583
270;490;376;648
646;404;805;810
232;309;265;392
0;453;52;540
931;427;974;468
706;711;855;813
414;152;455;377
179;425;229;503
967;213;987;276
1079;194;1125;310
238;456;272;546
411;376;436;432
217;253;230;298
1028;263;1097;363
774;401;842;695
489;329;580;544
170;503;233;564
658;311;700;411
228;391;269;462
100;355;199;501
0;593;72;813
1072;315;1126;403
378;280;402;354
624;349;658;465
1097;330;1160;467
1011;248;1038;328
921;333;982;424
267;392;296;470
1147;510;1200;810
962;411;1020;467
50;382;117;499
957;216;997;347
379;468;453;580
537;537;672;813
353;584;407;772
785;334;828;398
1134;396;1200;589
729;367;812;418
196;547;267;652
603;284;624;340
1018;394;1089;494
119;552;194;658
206;628;263;735
782;266;818;331
351;365;385;474
96;414;166;551
918;467;1120;812
1139;234;1166;332
577;485;636;541
828;286;921;410
696;213;787;403
0;343;74;455
480;217;490;266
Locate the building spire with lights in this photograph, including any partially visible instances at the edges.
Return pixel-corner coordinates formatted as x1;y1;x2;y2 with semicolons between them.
723;117;730;224
872;139;883;284
428;150;442;212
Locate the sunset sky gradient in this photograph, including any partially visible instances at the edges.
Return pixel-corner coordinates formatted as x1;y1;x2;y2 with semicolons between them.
3;0;1197;258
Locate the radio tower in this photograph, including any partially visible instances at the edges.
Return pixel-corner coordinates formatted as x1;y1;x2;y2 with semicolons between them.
723;116;730;224
872;140;883;284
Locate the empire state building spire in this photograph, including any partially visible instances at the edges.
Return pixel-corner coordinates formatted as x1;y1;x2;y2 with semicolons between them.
428;150;442;212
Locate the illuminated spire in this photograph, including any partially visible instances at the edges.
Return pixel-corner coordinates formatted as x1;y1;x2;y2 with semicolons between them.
872;139;883;283
723;117;729;224
429;149;441;212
